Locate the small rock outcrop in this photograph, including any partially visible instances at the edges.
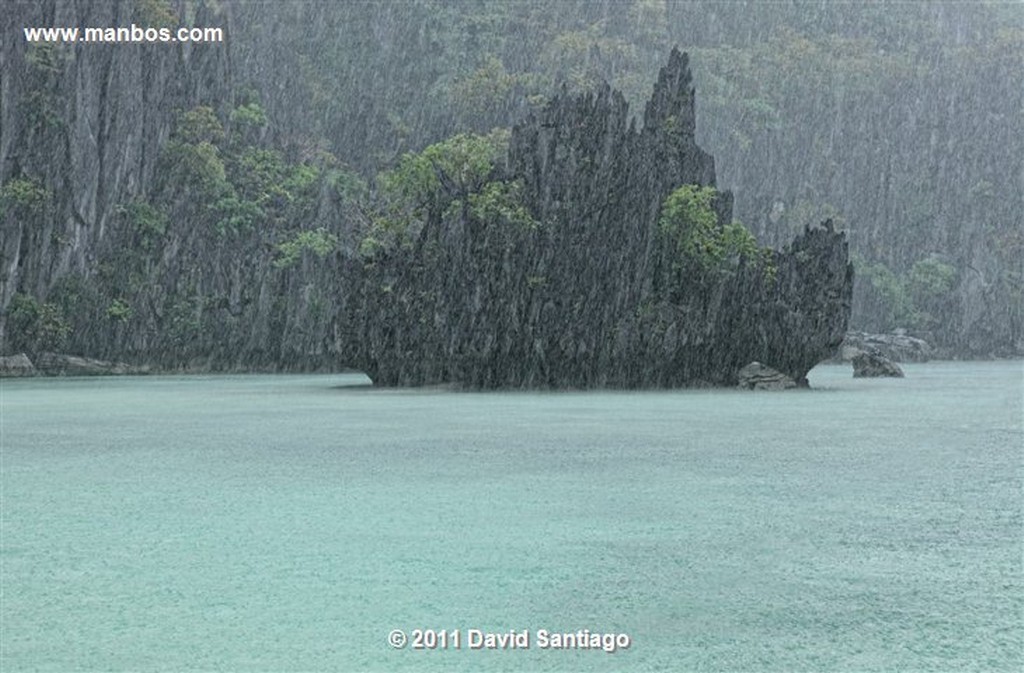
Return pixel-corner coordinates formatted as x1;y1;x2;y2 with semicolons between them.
852;351;904;378
737;362;797;390
841;330;932;362
0;353;37;377
34;352;148;376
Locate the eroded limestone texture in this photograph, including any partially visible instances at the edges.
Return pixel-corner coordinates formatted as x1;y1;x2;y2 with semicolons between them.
347;50;852;388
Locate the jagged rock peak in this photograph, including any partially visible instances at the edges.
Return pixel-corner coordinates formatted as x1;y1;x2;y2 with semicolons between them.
643;46;696;134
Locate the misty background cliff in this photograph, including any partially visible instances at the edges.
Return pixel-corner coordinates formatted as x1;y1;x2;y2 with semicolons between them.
2;0;1020;369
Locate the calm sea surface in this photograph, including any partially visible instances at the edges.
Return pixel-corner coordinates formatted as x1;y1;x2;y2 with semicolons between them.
2;362;1021;672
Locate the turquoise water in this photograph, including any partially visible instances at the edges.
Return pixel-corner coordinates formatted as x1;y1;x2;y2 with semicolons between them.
2;362;1021;672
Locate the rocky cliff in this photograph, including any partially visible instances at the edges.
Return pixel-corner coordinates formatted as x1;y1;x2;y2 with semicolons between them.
346;50;852;387
2;1;355;369
1;0;230;344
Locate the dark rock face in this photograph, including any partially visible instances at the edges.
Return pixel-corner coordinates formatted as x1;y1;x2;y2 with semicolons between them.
852;351;905;378
737;362;797;390
346;49;853;388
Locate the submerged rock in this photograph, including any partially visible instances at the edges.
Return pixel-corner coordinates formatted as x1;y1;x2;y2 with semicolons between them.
0;353;37;377
737;362;797;390
852;352;904;378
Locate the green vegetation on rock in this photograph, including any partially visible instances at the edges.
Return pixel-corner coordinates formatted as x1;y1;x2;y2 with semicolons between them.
365;129;516;255
854;254;958;333
7;294;71;353
659;185;762;273
0;178;50;218
274;228;339;269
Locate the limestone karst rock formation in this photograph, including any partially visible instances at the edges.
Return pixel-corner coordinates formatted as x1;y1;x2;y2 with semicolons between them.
345;49;853;387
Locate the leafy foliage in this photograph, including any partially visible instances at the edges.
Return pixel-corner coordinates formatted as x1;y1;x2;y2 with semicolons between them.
855;255;958;332
449;56;516;127
133;0;177;28
659;185;760;273
6;293;71;352
176;106;225;145
230;102;268;129
273;228;339;269
211;194;264;235
106;298;133;323
857;258;916;329
379;129;509;211
233;148;290;204
25;43;61;75
164;294;205;349
906;258;957;330
907;258;956;302
0;178;50;217
155;105;336;241
22;44;64;129
161;140;228;196
367;129;513;253
467;180;537;231
118;200;168;251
